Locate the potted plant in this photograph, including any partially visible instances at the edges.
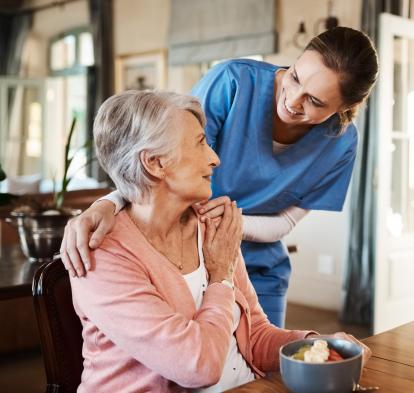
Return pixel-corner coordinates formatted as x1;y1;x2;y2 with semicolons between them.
0;163;19;206
7;117;88;263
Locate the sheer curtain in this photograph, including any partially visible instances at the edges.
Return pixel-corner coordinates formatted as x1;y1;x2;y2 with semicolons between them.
0;12;32;75
88;0;114;181
88;0;113;108
0;11;32;176
340;0;407;326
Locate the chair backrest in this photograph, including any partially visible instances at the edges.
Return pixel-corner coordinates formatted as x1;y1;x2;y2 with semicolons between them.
33;258;83;393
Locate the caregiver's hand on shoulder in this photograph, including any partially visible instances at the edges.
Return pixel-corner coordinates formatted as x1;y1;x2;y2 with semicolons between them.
203;200;243;284
307;331;372;367
196;196;232;228
60;200;116;277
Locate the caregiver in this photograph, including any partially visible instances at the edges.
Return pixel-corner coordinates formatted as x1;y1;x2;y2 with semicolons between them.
60;27;378;327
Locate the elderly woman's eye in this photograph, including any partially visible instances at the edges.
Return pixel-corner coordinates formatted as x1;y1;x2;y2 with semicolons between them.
291;72;299;83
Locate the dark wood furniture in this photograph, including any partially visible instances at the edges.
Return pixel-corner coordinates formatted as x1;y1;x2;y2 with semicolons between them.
0;244;39;300
0;244;41;353
32;258;83;393
226;321;414;392
0;188;111;301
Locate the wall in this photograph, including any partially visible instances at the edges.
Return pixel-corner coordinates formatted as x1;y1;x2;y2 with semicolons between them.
285;197;352;310
267;0;362;65
29;0;89;38
114;0;169;56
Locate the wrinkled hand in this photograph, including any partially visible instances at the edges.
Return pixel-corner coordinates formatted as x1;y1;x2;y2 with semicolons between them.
308;331;372;367
196;196;232;228
202;200;243;284
60;200;116;277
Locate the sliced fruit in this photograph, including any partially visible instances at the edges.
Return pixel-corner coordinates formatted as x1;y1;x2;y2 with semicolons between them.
328;348;344;361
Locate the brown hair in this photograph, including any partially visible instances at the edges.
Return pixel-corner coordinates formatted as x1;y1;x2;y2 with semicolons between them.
305;26;379;134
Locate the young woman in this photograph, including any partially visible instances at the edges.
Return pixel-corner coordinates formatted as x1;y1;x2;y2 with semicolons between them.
61;27;379;327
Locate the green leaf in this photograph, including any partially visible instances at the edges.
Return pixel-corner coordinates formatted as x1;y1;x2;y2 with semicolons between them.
55;117;77;209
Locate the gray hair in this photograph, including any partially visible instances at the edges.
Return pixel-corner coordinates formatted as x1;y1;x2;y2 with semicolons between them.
93;90;206;203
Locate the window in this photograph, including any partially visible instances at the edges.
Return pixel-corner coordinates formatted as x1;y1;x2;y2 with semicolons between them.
43;28;97;192
49;28;94;75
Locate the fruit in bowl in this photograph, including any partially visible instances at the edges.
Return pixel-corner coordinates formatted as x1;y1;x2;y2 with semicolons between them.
291;339;344;363
280;337;363;393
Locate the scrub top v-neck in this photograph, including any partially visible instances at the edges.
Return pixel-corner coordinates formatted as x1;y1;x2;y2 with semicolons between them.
191;59;358;327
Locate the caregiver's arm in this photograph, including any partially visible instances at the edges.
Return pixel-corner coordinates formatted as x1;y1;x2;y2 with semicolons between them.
60;190;123;277
242;206;309;243
197;199;309;242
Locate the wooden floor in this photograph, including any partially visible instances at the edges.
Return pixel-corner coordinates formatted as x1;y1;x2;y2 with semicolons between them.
285;302;371;338
0;303;370;393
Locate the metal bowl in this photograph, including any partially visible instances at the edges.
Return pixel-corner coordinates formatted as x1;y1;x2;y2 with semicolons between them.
7;208;81;263
280;337;363;393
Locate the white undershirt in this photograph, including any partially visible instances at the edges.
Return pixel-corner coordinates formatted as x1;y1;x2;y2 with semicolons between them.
185;223;254;392
272;139;291;154
242;205;309;243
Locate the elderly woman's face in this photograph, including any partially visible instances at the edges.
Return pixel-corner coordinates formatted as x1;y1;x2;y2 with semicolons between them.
163;110;220;203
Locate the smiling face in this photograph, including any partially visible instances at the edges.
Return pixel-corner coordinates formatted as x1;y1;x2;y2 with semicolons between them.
276;50;344;127
163;110;220;204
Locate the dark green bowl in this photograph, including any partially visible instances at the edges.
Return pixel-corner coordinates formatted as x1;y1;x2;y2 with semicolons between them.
280;337;363;393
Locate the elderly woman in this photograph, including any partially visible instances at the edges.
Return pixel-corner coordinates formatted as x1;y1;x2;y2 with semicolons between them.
70;90;369;392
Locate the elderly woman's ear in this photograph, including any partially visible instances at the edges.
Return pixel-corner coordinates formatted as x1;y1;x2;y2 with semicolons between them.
139;150;166;180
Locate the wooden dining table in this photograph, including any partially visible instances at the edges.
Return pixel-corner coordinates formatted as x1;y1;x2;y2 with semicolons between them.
226;321;414;392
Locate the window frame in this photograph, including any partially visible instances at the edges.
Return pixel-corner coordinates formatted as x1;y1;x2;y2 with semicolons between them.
48;27;94;76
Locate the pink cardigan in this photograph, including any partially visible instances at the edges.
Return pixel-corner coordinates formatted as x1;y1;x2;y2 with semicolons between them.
70;211;312;392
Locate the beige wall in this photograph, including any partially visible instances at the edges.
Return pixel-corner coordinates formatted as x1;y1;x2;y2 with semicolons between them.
266;0;362;65
113;0;169;56
29;0;89;38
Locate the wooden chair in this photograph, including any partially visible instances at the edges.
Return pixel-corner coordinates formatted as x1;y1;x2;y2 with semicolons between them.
32;258;83;393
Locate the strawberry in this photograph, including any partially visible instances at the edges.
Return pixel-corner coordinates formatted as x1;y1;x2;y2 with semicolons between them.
328;348;344;361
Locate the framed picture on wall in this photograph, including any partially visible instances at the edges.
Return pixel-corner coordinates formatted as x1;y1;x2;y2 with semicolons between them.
115;50;167;93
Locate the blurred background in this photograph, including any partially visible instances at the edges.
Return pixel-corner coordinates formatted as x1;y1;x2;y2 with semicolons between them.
0;1;414;392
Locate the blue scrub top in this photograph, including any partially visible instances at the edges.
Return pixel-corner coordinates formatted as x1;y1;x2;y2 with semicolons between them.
191;59;358;297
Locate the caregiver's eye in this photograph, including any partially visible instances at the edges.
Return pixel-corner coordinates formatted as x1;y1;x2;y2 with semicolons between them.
308;96;324;107
291;72;299;83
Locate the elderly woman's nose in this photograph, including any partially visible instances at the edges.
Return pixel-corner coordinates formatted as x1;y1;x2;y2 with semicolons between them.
208;146;220;167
